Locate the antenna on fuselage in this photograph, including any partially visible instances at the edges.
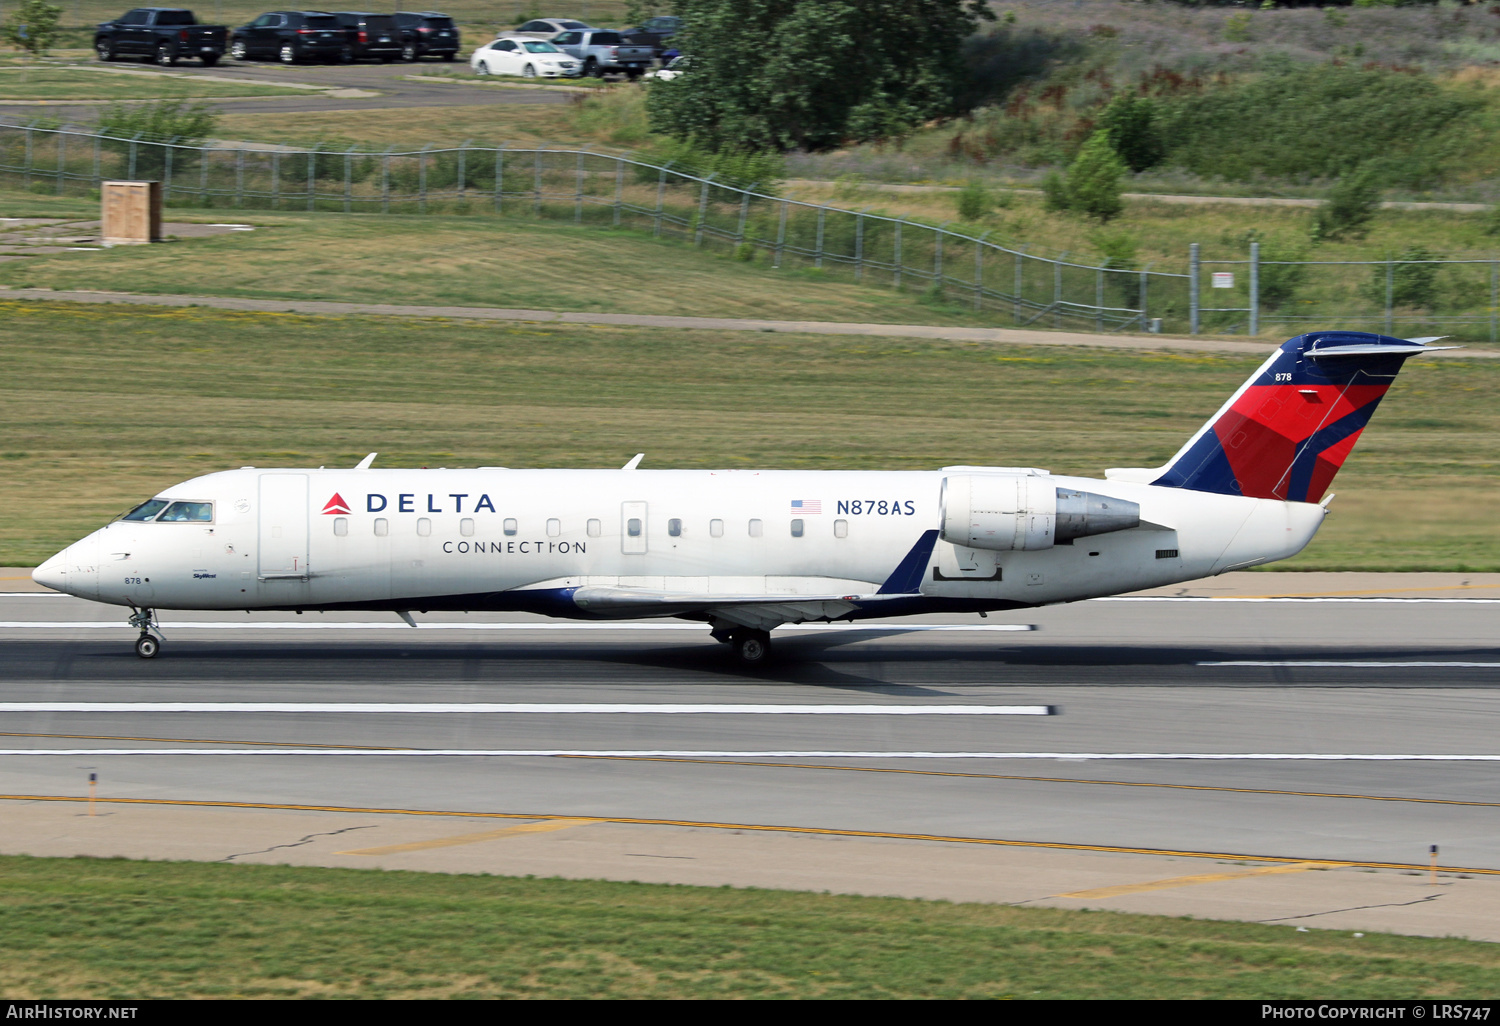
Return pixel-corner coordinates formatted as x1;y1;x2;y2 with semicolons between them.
621;453;645;471
355;453;377;470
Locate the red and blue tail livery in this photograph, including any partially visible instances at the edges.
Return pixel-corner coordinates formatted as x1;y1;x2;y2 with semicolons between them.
1150;332;1447;503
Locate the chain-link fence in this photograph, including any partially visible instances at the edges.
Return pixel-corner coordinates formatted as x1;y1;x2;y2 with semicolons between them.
3;118;1496;343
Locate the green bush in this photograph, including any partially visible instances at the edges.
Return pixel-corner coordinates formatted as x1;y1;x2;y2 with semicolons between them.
95;101;217;180
1362;246;1442;310
1097;94;1164;174
1255;240;1311;310
954;179;991;221
1155;63;1479;186
1310;168;1381;243
1046;131;1125;222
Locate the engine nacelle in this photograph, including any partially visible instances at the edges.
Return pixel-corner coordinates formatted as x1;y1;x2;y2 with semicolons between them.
940;475;1140;551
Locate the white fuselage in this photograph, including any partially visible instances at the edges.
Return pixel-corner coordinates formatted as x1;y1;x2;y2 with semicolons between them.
36;466;1325;619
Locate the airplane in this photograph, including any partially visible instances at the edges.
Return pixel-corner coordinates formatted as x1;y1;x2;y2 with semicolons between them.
31;330;1449;665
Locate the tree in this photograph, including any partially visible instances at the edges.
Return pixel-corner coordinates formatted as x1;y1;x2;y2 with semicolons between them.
3;0;63;57
1097;94;1163;174
646;0;994;152
1310;167;1380;242
1052;131;1126;222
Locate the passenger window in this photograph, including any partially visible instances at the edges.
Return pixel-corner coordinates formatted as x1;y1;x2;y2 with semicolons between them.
496;39;516;50
834;519;848;538
374;518;388;537
668;519;682;537
460;518;475;537
417;518;431;537
587;518;601;537
790;519;804;537
503;518;518;536
158;501;213;522
547;518;561;537
710;519;723;538
627;518;642;537
121;499;168;522
334;517;348;537
748;519;763;537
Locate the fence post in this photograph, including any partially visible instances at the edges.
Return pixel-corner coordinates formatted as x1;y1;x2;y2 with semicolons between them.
162;136;178;202
235;147;244;207
457;140;468;202
1095;265;1104;333
893;221;902;289
575;148;586;223
614;153;625;226
854;211;864;282
814;205;826;268
974;231;990;311
1140;264;1151;327
1054;252;1067;329
380;147;390;212
198;138;207;204
1248;241;1260;338
1385;255;1395;336
93;132;101;187
533;146;543;216
1015;246;1025;324
23;124;33;187
653;162;668;236
1492;261;1498;346
307;143;318;212
934;223;948;289
344;144;355;213
494;144;506;214
1189;242;1200;335
774;199;787;268
419;143;431;214
128;131;142;181
736;182;753;243
271;149;281;209
694;173;712;247
55;130;67;195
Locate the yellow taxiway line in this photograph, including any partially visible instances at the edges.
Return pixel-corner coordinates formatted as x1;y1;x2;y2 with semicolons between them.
338;818;598;856
1055;861;1334;900
3;792;1497;877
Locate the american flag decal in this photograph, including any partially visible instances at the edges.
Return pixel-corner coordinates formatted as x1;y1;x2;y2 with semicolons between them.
790;499;822;514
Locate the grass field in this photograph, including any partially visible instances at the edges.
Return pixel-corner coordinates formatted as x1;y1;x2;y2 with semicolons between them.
0;196;1012;328
0;66;311;100
1;854;1498;998
1;298;1494;570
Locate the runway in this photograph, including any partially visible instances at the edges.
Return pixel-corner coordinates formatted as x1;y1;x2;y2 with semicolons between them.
3;577;1499;937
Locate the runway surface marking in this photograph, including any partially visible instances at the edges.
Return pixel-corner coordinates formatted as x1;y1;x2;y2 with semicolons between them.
557;755;1500;809
338;818;598;856
1055;861;1333;900
0;620;1034;632
1202;661;1500;668
4;748;1500;760
0;702;1056;716
6;792;1498;876
7;736;1494;809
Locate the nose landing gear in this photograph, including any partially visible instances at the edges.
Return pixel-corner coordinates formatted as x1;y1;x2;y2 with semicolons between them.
128;607;162;659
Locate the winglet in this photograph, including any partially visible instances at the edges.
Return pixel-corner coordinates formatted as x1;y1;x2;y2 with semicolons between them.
877;529;940;595
622;453;645;471
355;453;377;470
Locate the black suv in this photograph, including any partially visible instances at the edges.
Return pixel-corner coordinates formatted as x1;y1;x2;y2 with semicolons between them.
231;10;346;63
393;11;458;61
332;11;401;62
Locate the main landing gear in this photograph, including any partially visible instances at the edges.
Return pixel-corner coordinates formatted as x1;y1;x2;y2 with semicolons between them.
128;607;162;659
711;623;772;665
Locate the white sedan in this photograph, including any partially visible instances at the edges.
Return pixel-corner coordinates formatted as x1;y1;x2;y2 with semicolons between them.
646;55;690;81
470;36;580;78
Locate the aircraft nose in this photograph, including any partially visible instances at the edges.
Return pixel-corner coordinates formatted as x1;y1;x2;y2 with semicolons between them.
32;551;71;593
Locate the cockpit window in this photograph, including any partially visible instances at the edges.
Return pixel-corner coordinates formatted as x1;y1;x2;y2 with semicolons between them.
157;501;214;522
120;499;169;521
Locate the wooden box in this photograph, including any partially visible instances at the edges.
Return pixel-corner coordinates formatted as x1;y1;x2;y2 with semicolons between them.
101;180;162;245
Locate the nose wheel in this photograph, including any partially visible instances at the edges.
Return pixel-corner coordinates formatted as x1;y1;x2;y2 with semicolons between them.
128;607;162;659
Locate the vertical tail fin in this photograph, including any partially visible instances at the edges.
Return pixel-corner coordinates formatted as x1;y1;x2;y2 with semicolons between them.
1139;332;1448;503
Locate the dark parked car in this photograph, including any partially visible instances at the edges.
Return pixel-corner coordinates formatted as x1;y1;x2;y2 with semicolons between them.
332;11;401;61
231;11;346;63
393;11;459;61
621;14;681;58
95;8;228;66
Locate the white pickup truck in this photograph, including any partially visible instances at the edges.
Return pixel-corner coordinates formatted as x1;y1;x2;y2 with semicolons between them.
550;29;655;79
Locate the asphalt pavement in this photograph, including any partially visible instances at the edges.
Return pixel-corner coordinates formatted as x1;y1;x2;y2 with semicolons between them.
3;572;1499;939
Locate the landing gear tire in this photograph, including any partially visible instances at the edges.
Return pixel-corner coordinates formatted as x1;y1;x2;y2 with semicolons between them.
732;630;771;666
135;634;159;659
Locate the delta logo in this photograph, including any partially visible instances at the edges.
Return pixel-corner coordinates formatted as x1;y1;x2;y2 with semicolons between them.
322;493;352;515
